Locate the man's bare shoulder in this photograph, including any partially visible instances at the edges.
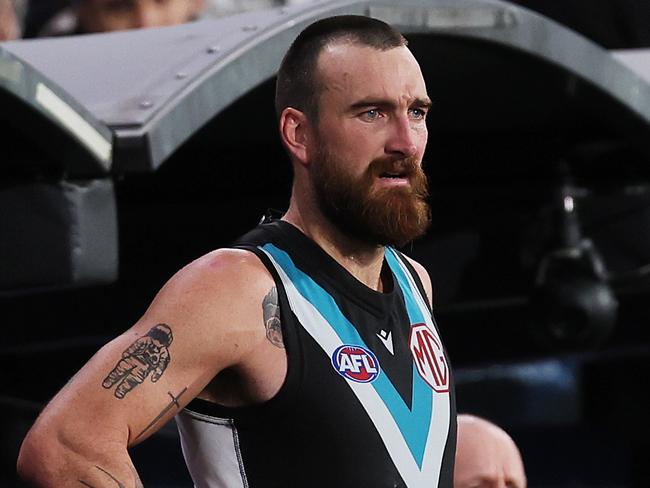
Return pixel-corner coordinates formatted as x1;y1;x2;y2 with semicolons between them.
138;248;275;361
160;247;271;299
184;247;271;288
401;254;433;307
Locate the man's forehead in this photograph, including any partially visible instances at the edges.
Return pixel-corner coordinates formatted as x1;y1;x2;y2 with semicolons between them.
316;43;427;106
318;42;417;72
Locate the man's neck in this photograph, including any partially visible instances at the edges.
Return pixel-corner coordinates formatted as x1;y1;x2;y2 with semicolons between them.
282;205;387;292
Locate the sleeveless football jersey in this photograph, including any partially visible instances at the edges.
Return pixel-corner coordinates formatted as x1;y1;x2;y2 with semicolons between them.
176;220;456;487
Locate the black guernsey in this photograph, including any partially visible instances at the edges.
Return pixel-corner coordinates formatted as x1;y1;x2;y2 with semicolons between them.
177;220;456;487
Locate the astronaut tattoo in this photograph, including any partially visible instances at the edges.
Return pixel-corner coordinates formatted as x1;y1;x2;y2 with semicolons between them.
102;324;173;399
263;287;284;349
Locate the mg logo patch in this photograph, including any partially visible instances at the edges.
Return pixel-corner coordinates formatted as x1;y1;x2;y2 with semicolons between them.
409;323;449;392
332;345;380;383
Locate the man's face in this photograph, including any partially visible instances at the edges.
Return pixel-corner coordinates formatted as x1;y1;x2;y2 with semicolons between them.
79;0;204;33
454;419;527;488
308;43;432;247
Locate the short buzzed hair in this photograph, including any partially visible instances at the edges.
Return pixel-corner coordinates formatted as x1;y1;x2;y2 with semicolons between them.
275;15;407;120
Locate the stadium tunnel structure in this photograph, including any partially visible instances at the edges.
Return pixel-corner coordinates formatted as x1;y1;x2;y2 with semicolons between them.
1;0;650;353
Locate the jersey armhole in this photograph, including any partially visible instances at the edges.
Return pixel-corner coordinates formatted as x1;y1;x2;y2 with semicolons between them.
184;245;302;422
392;250;433;314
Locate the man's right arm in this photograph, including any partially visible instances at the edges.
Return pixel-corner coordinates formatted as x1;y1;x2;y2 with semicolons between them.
17;249;274;487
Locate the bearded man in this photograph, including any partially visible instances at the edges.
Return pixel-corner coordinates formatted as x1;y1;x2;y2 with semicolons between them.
18;15;456;487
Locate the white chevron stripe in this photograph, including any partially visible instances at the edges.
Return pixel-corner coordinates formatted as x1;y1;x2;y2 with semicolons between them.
389;251;451;484
262;249;440;487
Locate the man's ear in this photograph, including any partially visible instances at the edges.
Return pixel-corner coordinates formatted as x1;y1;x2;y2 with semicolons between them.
279;107;311;166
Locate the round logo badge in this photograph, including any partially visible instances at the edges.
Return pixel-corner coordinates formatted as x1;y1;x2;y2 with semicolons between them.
409;323;449;393
331;345;380;383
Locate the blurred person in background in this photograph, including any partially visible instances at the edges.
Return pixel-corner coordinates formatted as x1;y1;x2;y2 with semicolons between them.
203;0;297;18
454;415;527;488
0;0;26;40
39;0;206;36
37;0;309;37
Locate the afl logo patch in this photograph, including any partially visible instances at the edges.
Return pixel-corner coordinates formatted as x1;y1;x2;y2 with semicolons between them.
332;345;380;383
410;323;449;392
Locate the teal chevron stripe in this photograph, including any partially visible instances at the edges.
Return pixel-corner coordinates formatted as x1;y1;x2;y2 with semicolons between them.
261;243;433;467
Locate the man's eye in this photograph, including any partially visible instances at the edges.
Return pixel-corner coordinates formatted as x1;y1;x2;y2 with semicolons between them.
409;108;427;120
361;109;381;121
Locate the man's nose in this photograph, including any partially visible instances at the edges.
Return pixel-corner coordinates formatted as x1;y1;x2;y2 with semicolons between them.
385;115;418;158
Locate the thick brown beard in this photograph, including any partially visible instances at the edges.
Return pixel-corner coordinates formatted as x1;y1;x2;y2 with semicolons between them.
311;147;431;247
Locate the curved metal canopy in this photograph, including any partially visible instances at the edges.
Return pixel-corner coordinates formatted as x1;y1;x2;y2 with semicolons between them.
0;48;113;174
1;0;649;173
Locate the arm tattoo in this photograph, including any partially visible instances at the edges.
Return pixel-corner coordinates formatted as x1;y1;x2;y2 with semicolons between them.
102;324;174;399
263;287;284;349
95;465;125;488
78;464;141;487
135;387;188;441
